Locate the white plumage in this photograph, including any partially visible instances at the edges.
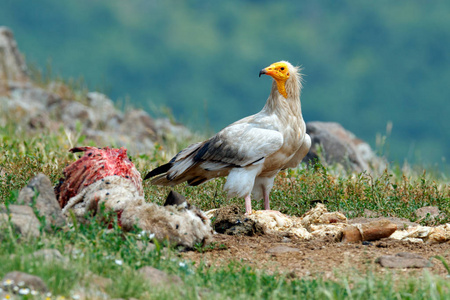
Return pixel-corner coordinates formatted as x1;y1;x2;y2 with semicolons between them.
145;61;311;214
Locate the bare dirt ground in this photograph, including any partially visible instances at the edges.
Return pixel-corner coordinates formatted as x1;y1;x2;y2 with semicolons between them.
182;233;450;280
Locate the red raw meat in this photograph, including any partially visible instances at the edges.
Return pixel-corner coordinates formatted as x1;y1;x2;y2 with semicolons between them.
56;146;143;208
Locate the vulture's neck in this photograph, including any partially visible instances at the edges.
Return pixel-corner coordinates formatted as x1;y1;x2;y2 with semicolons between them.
262;74;303;118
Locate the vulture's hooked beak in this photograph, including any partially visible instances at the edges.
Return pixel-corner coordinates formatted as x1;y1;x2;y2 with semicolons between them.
259;69;267;78
259;65;276;78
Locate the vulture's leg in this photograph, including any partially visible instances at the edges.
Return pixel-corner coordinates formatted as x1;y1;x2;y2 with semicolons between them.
264;191;270;210
245;195;252;214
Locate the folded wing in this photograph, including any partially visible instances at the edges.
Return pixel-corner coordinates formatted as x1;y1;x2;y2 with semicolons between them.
146;123;284;186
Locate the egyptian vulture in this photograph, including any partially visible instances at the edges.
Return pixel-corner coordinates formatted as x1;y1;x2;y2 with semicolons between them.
145;61;311;214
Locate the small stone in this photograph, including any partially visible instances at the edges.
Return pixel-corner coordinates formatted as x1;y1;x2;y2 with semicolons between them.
415;206;442;224
266;246;301;254
138;266;183;287
375;252;432;268
2;271;48;293
89;274;113;291
31;249;68;263
363;209;379;218
164;190;187;207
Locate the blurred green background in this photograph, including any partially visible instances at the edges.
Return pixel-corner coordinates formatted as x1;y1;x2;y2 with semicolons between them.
2;0;449;168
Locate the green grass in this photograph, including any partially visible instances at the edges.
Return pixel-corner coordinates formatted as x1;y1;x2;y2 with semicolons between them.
2;225;450;299
1;100;450;299
2;209;450;299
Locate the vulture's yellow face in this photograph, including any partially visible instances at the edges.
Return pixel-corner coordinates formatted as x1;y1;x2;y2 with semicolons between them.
259;62;290;98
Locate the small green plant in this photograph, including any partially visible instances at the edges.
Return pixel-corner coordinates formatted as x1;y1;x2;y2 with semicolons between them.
433;256;450;276
193;241;227;253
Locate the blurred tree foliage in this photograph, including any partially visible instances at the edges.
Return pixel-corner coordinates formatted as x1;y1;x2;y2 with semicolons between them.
1;0;449;167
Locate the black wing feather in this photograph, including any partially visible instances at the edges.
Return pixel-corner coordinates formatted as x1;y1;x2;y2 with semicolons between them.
144;163;172;180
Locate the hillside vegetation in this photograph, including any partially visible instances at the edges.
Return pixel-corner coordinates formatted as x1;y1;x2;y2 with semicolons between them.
1;50;450;300
1;0;450;166
1;103;450;299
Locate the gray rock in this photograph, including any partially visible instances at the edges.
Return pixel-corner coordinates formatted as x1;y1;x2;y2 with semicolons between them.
18;173;65;230
2;271;48;293
154;118;193;143
1;86;56;132
1;27;195;156
31;249;68;264
302;121;386;173
375;252;432;268
415;206;442;224
119;109;157;152
122;109;156;137
363;209;380;218
10;86;56;109
136;241;157;255
87;92;123;128
10;249;67;264
0;204;41;238
266;246;301;254
89;274;113;290
164;190;187;207
60;101;96;129
0;27;29;83
138;266;183;287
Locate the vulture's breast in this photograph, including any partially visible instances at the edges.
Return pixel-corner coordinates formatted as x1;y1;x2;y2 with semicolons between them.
260;119;304;176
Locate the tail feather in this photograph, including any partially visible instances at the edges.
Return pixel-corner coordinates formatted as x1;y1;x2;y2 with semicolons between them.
144;163;172;180
144;140;224;186
187;176;208;186
150;173;177;186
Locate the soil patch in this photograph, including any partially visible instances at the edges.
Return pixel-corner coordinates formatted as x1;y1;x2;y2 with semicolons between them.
182;234;450;280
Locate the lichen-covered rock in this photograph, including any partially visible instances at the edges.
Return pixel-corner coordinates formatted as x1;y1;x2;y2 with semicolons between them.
0;204;41;238
0;28;192;155
266;246;301;254
18;173;65;230
30;248;68;263
302;121;386;173
414;206;443;225
375;252;432;268
0;27;29;84
87;92;122;128
2;271;48;293
138;266;183;287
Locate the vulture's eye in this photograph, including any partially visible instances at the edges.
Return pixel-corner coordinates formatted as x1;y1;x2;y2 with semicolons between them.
281;67;285;71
